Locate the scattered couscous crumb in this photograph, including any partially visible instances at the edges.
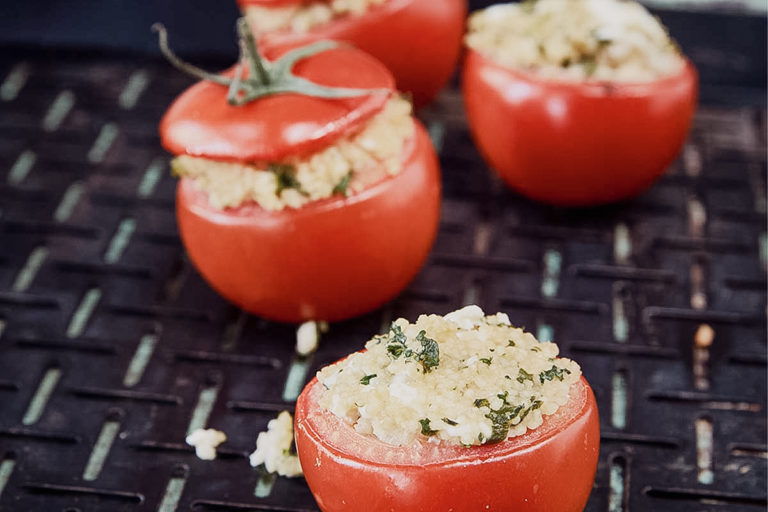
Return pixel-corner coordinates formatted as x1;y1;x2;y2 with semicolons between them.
317;305;582;447
465;0;684;83
172;96;413;211
244;0;388;33
186;428;227;460
296;321;329;356
249;411;303;477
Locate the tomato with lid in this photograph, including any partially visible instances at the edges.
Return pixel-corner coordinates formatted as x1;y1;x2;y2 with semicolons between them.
157;20;441;322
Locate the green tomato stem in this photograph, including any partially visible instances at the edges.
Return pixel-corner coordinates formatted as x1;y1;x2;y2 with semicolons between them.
153;18;389;105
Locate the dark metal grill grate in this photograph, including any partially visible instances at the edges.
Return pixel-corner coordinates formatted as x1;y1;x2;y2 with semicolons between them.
0;52;765;512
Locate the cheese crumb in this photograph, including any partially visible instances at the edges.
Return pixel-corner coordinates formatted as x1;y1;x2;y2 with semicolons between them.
244;0;388;33
466;0;684;82
296;321;328;356
249;411;303;477
186;428;227;461
317;306;581;447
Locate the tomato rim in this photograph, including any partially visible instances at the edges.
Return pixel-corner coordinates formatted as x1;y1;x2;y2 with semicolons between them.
297;372;595;468
465;47;696;97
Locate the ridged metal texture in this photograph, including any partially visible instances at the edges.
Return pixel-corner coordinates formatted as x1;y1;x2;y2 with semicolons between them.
0;53;765;511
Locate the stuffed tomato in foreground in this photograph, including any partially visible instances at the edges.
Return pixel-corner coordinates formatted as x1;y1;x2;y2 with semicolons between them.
295;306;600;511
157;21;440;323
238;0;467;107
463;0;698;206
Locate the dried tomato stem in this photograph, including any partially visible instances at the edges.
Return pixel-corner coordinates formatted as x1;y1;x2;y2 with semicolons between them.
236;17;271;87
152;24;230;87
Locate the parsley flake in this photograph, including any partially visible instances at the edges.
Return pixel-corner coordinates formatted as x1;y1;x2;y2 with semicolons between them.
359;374;377;385
517;368;534;384
419;418;439;436
269;163;306;197
539;365;572;383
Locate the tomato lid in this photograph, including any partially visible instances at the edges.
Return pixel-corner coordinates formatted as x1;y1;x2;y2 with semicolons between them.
159;40;394;163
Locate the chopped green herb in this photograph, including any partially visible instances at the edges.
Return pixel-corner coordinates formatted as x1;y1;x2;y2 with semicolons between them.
359;374;377;385
386;325;439;372
419;418;438;436
473;392;531;443
385;323;408;359
442;417;459;426
486;403;525;443
539;365;572;384
507;340;516;347
478;432;485;443
517;368;534;384
269;163;306;196
332;171;353;197
530;346;541;352
415;330;440;373
480;357;493;366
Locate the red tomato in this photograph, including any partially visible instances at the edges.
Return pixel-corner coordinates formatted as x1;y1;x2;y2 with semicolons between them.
240;0;468;107
462;49;698;206
175;122;440;323
161;43;441;323
295;374;600;511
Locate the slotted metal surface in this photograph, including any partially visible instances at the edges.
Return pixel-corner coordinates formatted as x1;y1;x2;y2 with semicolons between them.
0;51;765;512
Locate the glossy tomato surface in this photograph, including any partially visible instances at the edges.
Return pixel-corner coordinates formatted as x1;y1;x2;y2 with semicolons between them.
296;373;600;512
242;0;467;107
175;121;440;323
462;49;698;206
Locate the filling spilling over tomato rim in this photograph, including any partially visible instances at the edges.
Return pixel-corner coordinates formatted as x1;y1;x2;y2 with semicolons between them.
298;373;591;467
170;95;414;211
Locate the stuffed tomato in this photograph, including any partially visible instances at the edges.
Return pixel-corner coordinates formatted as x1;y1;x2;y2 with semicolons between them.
239;0;467;107
157;21;441;323
295;306;600;511
462;0;698;206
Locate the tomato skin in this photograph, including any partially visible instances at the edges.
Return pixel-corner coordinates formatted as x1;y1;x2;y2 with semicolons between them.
295;374;600;512
247;0;468;107
462;49;698;206
175;121;440;323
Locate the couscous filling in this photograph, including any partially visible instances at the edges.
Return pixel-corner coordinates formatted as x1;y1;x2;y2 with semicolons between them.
316;305;582;447
172;96;413;211
466;0;685;82
245;0;387;33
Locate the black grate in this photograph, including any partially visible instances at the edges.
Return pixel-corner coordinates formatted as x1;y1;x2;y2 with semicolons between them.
0;52;765;512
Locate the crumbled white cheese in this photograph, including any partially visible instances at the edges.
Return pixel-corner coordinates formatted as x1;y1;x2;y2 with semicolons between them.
317;306;581;447
172;96;413;211
466;0;684;82
244;0;388;33
296;321;329;356
249;411;303;477
186;428;227;461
